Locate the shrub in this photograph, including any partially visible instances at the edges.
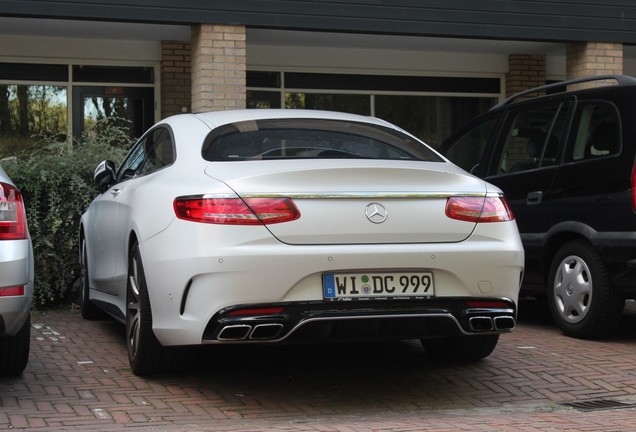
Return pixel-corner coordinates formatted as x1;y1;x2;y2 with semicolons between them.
1;119;131;307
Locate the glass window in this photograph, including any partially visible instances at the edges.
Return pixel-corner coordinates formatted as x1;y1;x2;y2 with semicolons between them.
118;126;174;181
285;93;370;116
247;71;500;147
117;139;146;181
0;85;68;157
202;118;442;162
443;117;498;174
137;127;175;176
247;91;281;109
73;65;154;84
376;95;497;149
82;95;135;138
496;104;564;174
566;102;621;162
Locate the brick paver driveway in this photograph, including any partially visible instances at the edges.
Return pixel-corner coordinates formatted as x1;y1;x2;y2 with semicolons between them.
2;299;636;431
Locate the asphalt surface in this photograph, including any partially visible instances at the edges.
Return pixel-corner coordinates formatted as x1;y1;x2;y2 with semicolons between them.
2;298;636;431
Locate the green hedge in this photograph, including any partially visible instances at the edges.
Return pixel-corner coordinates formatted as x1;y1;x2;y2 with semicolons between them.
2;120;131;307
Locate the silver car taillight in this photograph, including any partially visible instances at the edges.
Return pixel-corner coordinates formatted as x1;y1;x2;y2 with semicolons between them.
0;181;27;240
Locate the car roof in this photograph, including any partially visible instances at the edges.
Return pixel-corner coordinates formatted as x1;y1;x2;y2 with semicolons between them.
182;109;398;130
492;74;636;110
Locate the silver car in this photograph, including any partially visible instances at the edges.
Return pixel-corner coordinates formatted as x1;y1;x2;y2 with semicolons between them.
0;163;33;375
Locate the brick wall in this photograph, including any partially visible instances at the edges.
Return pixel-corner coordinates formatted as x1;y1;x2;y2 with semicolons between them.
161;41;192;118
191;24;246;113
566;42;623;89
506;54;546;98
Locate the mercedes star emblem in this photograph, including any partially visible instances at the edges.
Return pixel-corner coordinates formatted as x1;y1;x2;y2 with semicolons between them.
365;202;388;224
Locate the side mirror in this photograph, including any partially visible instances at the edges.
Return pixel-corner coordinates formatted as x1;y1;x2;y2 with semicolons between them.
94;160;116;192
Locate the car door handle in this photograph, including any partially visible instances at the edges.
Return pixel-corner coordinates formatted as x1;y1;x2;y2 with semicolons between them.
110;188;121;197
527;191;543;205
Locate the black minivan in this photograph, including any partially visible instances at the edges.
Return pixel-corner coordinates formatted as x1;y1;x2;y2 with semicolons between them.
441;75;636;339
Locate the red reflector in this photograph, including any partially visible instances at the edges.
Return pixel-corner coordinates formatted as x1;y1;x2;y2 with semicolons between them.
0;182;27;240
446;196;514;223
466;301;511;308
0;286;25;297
228;307;285;316
174;196;299;225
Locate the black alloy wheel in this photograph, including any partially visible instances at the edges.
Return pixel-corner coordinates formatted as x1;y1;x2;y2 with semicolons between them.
79;238;103;319
126;242;174;375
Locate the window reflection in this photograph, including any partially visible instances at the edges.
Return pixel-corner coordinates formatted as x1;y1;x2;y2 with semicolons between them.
375;95;497;149
0;85;67;156
285;93;370;116
82;96;133;138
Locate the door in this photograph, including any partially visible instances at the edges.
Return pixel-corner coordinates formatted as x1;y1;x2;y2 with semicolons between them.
73;86;154;140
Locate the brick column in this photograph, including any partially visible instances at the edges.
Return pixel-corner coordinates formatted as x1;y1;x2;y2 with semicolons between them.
161;41;191;118
191;24;246;113
566;42;623;88
506;54;546;98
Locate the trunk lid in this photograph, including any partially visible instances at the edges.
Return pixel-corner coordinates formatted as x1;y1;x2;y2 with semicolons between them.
205;160;486;245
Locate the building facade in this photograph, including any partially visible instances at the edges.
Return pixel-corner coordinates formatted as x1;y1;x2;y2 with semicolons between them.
0;1;634;149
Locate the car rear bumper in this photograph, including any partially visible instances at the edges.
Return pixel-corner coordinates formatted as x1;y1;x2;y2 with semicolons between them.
139;219;523;346
202;298;517;344
0;239;33;335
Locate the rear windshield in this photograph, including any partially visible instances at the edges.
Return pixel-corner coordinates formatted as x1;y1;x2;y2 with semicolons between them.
201;118;442;162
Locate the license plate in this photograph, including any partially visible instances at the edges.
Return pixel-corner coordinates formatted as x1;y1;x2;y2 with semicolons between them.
323;272;434;300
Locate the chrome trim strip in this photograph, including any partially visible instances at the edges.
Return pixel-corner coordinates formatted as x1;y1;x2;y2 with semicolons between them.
181;192;504;200
235;192;490;199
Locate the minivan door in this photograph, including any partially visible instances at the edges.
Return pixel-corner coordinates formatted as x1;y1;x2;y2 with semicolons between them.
549;100;624;232
483;101;571;276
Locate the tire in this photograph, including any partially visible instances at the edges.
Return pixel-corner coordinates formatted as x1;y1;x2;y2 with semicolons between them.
79;239;104;320
0;314;30;375
126;242;175;375
422;334;499;362
547;240;623;339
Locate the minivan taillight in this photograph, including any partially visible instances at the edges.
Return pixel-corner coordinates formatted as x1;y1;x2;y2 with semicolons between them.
174;195;300;225
446;195;514;223
0;182;27;240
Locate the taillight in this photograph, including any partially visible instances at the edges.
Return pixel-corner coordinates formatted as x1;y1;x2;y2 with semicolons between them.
174;195;300;225
0;182;27;240
446;195;514;223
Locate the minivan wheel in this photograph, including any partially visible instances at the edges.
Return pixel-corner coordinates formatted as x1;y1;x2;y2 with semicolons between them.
126;242;174;375
548;240;623;339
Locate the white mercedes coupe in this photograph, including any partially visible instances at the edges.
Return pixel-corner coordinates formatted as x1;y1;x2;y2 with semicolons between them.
79;109;524;375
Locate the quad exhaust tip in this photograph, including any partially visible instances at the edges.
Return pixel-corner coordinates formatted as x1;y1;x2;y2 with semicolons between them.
217;323;285;341
218;324;251;341
469;315;516;332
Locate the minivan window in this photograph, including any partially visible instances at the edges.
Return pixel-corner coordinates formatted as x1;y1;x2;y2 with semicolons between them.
443;117;497;173
566;102;620;162
496;104;565;174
